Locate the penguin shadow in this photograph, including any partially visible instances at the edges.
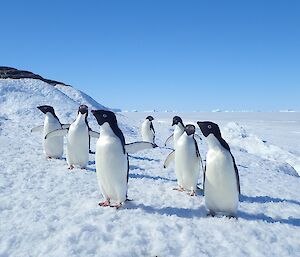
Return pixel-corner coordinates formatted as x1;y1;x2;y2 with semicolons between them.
238;210;300;227
129;172;177;183
125;202;207;218
129;165;145;171
240;194;300;206
129;155;160;162
85;167;96;173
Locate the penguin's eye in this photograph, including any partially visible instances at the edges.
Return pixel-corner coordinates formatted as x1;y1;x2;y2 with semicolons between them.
208;125;212;129
103;114;107;118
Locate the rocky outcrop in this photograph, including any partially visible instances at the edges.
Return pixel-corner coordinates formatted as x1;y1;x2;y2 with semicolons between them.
0;66;71;87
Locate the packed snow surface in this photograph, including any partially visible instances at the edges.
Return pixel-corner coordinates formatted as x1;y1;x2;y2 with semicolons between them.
0;79;300;257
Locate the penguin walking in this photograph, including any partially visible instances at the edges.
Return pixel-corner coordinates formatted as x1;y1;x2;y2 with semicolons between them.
141;116;155;144
197;121;240;217
164;124;202;196
92;110;157;208
164;116;185;149
45;105;100;169
31;105;68;159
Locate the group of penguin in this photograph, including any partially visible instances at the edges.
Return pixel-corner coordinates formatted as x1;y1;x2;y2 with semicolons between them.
32;105;240;217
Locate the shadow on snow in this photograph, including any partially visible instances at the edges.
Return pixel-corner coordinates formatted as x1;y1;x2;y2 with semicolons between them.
238;210;300;227
240;194;300;206
129;173;177;182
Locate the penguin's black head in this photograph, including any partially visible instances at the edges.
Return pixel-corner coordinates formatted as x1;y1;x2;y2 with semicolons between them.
184;124;196;136
92;110;117;126
172;116;183;126
146;116;154;121
37;105;55;115
78;104;88;115
197;121;221;138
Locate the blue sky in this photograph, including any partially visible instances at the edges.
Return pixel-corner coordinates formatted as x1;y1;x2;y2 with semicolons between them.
1;0;299;111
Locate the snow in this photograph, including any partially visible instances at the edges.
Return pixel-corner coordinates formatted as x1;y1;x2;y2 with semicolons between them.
54;84;108;110
1;79;300;257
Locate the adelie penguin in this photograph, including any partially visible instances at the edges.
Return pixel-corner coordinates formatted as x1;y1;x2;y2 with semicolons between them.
31;105;68;159
141;116;155;144
164;124;202;196
164;116;185;149
45;105;99;169
197;121;240;217
92;110;157;209
164;116;202;149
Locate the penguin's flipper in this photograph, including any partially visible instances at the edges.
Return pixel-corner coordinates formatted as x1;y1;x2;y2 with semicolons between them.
164;134;174;146
163;150;175;168
125;141;157;154
231;153;241;194
30;125;43;133
195;134;202;141
89;130;100;138
61;124;71;129
45;128;68;139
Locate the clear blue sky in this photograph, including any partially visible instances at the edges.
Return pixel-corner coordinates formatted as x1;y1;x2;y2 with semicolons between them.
1;0;299;111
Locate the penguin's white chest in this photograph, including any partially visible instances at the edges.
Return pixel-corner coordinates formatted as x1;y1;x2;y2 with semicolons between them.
205;148;239;214
141;120;154;143
96;135;128;203
66;121;89;167
43;115;63;158
175;134;200;190
173;125;184;149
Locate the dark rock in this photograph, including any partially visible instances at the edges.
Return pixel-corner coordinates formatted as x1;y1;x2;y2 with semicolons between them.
0;66;71;87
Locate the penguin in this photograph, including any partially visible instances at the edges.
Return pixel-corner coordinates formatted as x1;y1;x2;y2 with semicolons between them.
31;105;67;159
141;116;155;144
197;121;240;217
164;116;185;149
45;105;100;169
164;124;201;196
164;116;202;149
92;110;157;208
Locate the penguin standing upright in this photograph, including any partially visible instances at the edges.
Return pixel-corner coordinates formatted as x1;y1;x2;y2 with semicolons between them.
164;116;185;149
45;105;100;169
197;121;240;217
31;105;66;159
66;104;96;169
92;110;157;208
141;116;155;144
164;124;201;196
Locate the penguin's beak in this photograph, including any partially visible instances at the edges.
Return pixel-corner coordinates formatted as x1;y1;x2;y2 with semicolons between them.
172;121;176;126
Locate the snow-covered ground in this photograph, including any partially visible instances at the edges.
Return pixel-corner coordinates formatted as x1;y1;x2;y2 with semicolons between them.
1;79;300;257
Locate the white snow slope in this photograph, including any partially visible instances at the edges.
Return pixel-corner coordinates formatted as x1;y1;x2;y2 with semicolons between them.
0;79;300;257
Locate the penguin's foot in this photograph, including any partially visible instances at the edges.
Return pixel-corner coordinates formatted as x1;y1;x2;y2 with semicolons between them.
99;200;110;207
110;203;122;209
207;211;216;217
47;156;52;160
80;167;87;170
188;190;196;196
68;165;74;170
173;187;184;192
226;214;238;220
